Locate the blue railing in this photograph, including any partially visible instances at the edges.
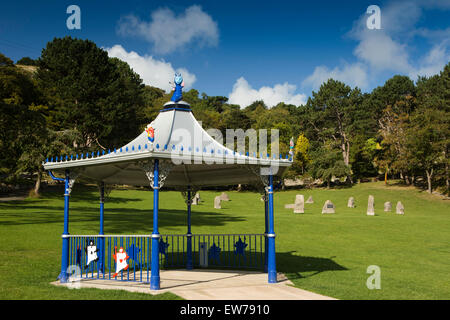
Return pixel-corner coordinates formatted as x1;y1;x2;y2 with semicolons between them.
67;233;265;283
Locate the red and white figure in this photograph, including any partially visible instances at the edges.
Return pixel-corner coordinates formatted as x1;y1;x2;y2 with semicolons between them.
112;246;129;278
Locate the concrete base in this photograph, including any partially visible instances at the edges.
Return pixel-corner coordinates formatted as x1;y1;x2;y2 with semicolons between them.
51;269;335;300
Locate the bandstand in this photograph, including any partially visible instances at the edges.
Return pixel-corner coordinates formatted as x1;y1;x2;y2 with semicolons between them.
43;98;292;290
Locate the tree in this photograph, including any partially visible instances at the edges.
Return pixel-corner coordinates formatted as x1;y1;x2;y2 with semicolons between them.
0;59;39;106
410;68;450;194
0;53;44;185
292;133;310;174
369;75;416;116
308;142;350;188
245;100;267;112
16;57;37;66
441;63;450;195
0;53;13;67
220;107;251;132
197;94;228;113
377;104;412;182
350;134;378;180
408;107;447;193
306;79;363;183
362;137;393;183
370;75;417;183
141;85;167;123
37;36;145;151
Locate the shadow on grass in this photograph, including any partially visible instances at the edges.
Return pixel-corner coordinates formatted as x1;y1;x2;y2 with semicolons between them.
159;251;347;282
39;185;144;204
0;186;143;207
79;250;346;284
0;204;246;232
277;251;347;279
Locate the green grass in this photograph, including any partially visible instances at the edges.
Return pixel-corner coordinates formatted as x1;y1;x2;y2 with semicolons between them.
0;181;449;299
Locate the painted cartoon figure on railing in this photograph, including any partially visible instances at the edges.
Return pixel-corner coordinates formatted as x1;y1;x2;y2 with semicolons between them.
126;244;141;269
234;237;248;259
85;239;99;268
112;246;129;278
170;72;184;102
208;243;221;264
76;245;82;269
159;238;170;260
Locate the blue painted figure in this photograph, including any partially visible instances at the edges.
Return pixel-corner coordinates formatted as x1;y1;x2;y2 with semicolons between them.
170;72;184;102
234;237;248;258
208;243;221;264
126;244;141;268
76;246;82;268
159;238;170;259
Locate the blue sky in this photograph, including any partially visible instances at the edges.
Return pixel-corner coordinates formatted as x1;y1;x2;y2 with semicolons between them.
1;0;449;107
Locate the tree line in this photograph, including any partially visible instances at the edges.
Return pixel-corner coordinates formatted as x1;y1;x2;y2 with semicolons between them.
1;36;448;196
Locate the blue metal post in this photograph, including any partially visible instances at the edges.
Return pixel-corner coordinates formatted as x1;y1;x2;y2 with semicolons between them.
267;174;277;283
186;186;193;270
264;191;268;273
99;182;105;274
58;170;70;283
151;159;160;290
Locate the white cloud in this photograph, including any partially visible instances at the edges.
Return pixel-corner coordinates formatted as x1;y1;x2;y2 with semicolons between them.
353;32;412;74
347;1;418;74
410;43;450;78
105;44;196;92
117;5;218;55
350;1;449;77
302;63;369;91
302;0;450;91
228;77;307;108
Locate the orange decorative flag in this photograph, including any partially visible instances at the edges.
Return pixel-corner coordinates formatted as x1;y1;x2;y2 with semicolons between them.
146;126;155;143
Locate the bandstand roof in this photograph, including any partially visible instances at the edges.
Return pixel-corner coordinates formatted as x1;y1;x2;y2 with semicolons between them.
43;101;292;187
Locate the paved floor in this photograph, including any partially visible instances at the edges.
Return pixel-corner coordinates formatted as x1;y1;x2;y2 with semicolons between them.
51;269;335;300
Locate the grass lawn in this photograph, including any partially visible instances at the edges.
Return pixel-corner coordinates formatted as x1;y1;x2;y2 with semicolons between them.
0;181;449;300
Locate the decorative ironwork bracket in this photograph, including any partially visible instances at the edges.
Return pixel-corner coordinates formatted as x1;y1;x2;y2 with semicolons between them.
241;165;270;195
97;182;113;202
180;186;200;205
139;159;173;189
66;171;80;195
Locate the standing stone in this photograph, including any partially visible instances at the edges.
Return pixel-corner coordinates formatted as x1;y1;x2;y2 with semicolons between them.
367;195;375;215
396;201;404;215
294;195;305;213
347;197;355;208
192;193;199;205
306;195;314;204
219;192;230;201
214;196;221;209
384;201;392;212
322;200;335;214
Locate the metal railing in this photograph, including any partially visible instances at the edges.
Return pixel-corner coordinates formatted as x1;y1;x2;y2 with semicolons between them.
67;233;265;283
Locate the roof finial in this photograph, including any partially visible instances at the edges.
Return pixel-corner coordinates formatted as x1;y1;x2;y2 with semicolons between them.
170;72;184;103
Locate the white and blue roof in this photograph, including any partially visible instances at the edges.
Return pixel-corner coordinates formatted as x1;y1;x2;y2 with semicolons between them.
43;102;292;187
